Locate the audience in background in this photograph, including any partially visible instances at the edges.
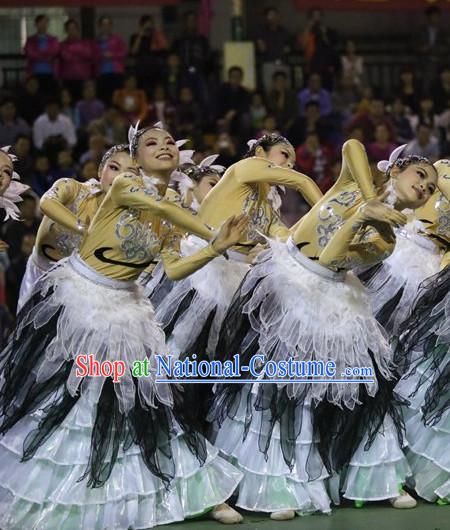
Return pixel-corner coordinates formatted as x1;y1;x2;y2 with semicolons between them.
0;99;30;147
60;19;96;101
24;15;59;93
0;6;448;319
95;16;127;104
32;99;77;158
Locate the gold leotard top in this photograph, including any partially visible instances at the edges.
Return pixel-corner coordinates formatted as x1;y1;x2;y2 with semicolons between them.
318;216;395;272
79;173;220;281
291;140;378;258
140;186;190;276
414;182;450;270
199;156;322;251
37;178;105;262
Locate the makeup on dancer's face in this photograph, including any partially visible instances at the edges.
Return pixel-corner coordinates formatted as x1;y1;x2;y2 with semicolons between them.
0;152;13;196
99;152;136;191
266;142;296;169
393;162;437;209
136;128;179;174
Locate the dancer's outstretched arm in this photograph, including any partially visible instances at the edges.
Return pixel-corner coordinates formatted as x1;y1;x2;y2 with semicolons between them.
340;139;377;201
319;202;406;270
40;178;84;234
111;173;214;241
234;157;322;207
160;215;250;280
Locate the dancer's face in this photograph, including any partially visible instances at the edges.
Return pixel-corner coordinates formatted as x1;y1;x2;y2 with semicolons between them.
0;151;13;196
256;142;295;169
136;128;179;175
391;162;437;209
99;151;137;191
193;172;221;204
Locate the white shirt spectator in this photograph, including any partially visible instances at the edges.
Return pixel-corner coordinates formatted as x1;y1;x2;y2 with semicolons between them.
33;112;76;150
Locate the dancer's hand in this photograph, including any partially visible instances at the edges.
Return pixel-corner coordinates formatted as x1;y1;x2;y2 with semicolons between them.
358;195;407;228
0;239;9;252
211;214;250;254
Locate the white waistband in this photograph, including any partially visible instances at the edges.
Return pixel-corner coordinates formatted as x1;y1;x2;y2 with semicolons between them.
68;253;136;290
286;237;347;282
31;247;53;272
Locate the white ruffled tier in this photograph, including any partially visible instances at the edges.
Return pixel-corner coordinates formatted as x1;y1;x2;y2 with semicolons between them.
239;239;393;408
337;414;411;501
403;407;450;502
397;392;450;502
13;255;174;415
153;235;249;355
395;344;450;502
361;229;441;336
209;384;331;514
17;250;52;314
0;389;243;530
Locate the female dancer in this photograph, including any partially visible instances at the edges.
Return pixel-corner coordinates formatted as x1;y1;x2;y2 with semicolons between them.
209;142;437;520
17;169;105;313
359;151;450;337
171;155;225;212
394;161;450;505
141;154;226;305
0;146;29;249
151;133;322;361
0;126;248;529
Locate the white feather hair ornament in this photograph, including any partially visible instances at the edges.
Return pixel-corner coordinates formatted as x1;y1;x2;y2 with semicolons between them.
0;146;30;220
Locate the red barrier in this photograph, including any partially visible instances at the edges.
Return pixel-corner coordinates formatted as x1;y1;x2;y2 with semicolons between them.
293;0;450;11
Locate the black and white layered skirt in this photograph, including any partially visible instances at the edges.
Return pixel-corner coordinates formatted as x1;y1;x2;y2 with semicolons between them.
209;238;409;510
394;267;450;503
17;247;53;314
144;234;250;357
359;225;441;338
0;253;242;529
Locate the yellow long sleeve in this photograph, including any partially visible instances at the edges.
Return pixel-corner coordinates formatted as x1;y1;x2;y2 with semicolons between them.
110;174;214;241
160;231;220;280
341;139;377;201
268;211;290;240
437;173;450;202
233;157;322;207
318;213;394;270
441;249;450;270
40;178;80;233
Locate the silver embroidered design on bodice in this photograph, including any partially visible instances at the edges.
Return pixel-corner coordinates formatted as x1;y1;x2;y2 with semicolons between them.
54;229;83;256
436;193;450;239
316;190;360;247
115;208;162;262
54;186;91;256
242;190;271;242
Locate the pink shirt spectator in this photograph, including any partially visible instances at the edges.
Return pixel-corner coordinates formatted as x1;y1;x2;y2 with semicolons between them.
367;142;397;163
95;35;127;75
24;34;60;77
60;39;96;81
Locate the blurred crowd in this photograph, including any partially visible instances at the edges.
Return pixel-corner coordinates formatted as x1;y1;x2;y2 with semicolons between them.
0;5;449;323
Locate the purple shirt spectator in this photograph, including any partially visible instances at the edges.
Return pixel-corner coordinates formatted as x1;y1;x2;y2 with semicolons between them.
298;73;332;117
76;100;105;129
0;100;30;146
75;82;105;129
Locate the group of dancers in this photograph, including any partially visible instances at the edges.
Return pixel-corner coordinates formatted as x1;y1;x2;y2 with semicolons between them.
0;120;448;529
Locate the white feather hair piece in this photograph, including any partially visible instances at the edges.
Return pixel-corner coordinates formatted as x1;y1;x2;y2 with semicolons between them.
377;144;407;174
0;181;30;221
